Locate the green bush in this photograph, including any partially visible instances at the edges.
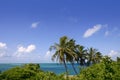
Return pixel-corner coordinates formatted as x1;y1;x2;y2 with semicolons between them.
0;60;120;80
78;56;120;80
0;63;65;80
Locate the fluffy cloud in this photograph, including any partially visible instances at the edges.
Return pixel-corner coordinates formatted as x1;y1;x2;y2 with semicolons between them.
108;50;120;60
0;42;7;57
31;22;40;28
18;45;36;53
0;42;7;49
44;51;52;59
83;24;102;38
14;44;36;57
44;51;54;62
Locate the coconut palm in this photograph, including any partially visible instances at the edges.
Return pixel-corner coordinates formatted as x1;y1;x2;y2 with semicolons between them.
66;39;78;74
75;45;87;66
94;52;102;63
49;36;76;76
117;57;120;62
86;47;102;66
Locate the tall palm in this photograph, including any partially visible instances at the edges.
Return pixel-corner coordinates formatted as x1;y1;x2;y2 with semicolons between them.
94;52;102;63
49;36;76;76
86;47;102;66
75;45;87;66
117;57;120;62
66;39;78;74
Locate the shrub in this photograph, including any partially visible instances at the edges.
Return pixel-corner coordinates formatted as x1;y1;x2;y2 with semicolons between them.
0;63;65;80
78;56;120;80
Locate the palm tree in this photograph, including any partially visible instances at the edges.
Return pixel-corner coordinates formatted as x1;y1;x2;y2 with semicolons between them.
49;36;76;76
86;47;102;66
75;45;87;66
117;57;120;62
66;39;78;74
94;52;102;63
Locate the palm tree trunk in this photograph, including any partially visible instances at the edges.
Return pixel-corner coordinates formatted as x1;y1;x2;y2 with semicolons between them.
71;62;78;75
87;60;90;66
63;59;68;78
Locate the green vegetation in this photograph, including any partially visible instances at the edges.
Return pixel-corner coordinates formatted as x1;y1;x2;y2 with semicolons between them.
0;64;65;80
49;36;120;80
49;36;77;76
78;56;120;80
50;36;103;76
0;36;120;80
0;57;120;80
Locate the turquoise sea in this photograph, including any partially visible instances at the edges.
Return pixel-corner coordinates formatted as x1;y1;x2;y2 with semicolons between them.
0;63;80;75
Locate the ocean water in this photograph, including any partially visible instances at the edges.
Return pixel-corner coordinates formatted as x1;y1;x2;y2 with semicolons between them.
0;63;80;75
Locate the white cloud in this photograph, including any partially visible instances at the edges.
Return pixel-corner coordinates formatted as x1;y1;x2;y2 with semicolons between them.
83;24;102;38
44;51;51;59
108;50;120;60
26;45;36;53
31;22;40;28
44;51;54;62
108;50;117;57
0;42;7;57
0;42;7;49
18;45;36;53
14;44;36;57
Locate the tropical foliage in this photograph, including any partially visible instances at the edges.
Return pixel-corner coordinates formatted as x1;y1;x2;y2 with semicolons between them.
49;36;77;76
50;36;103;75
0;36;120;80
0;64;65;80
1;57;120;80
79;56;120;80
86;47;102;66
75;45;87;66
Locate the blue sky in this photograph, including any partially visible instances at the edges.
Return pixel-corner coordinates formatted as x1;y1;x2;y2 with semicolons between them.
0;0;120;63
